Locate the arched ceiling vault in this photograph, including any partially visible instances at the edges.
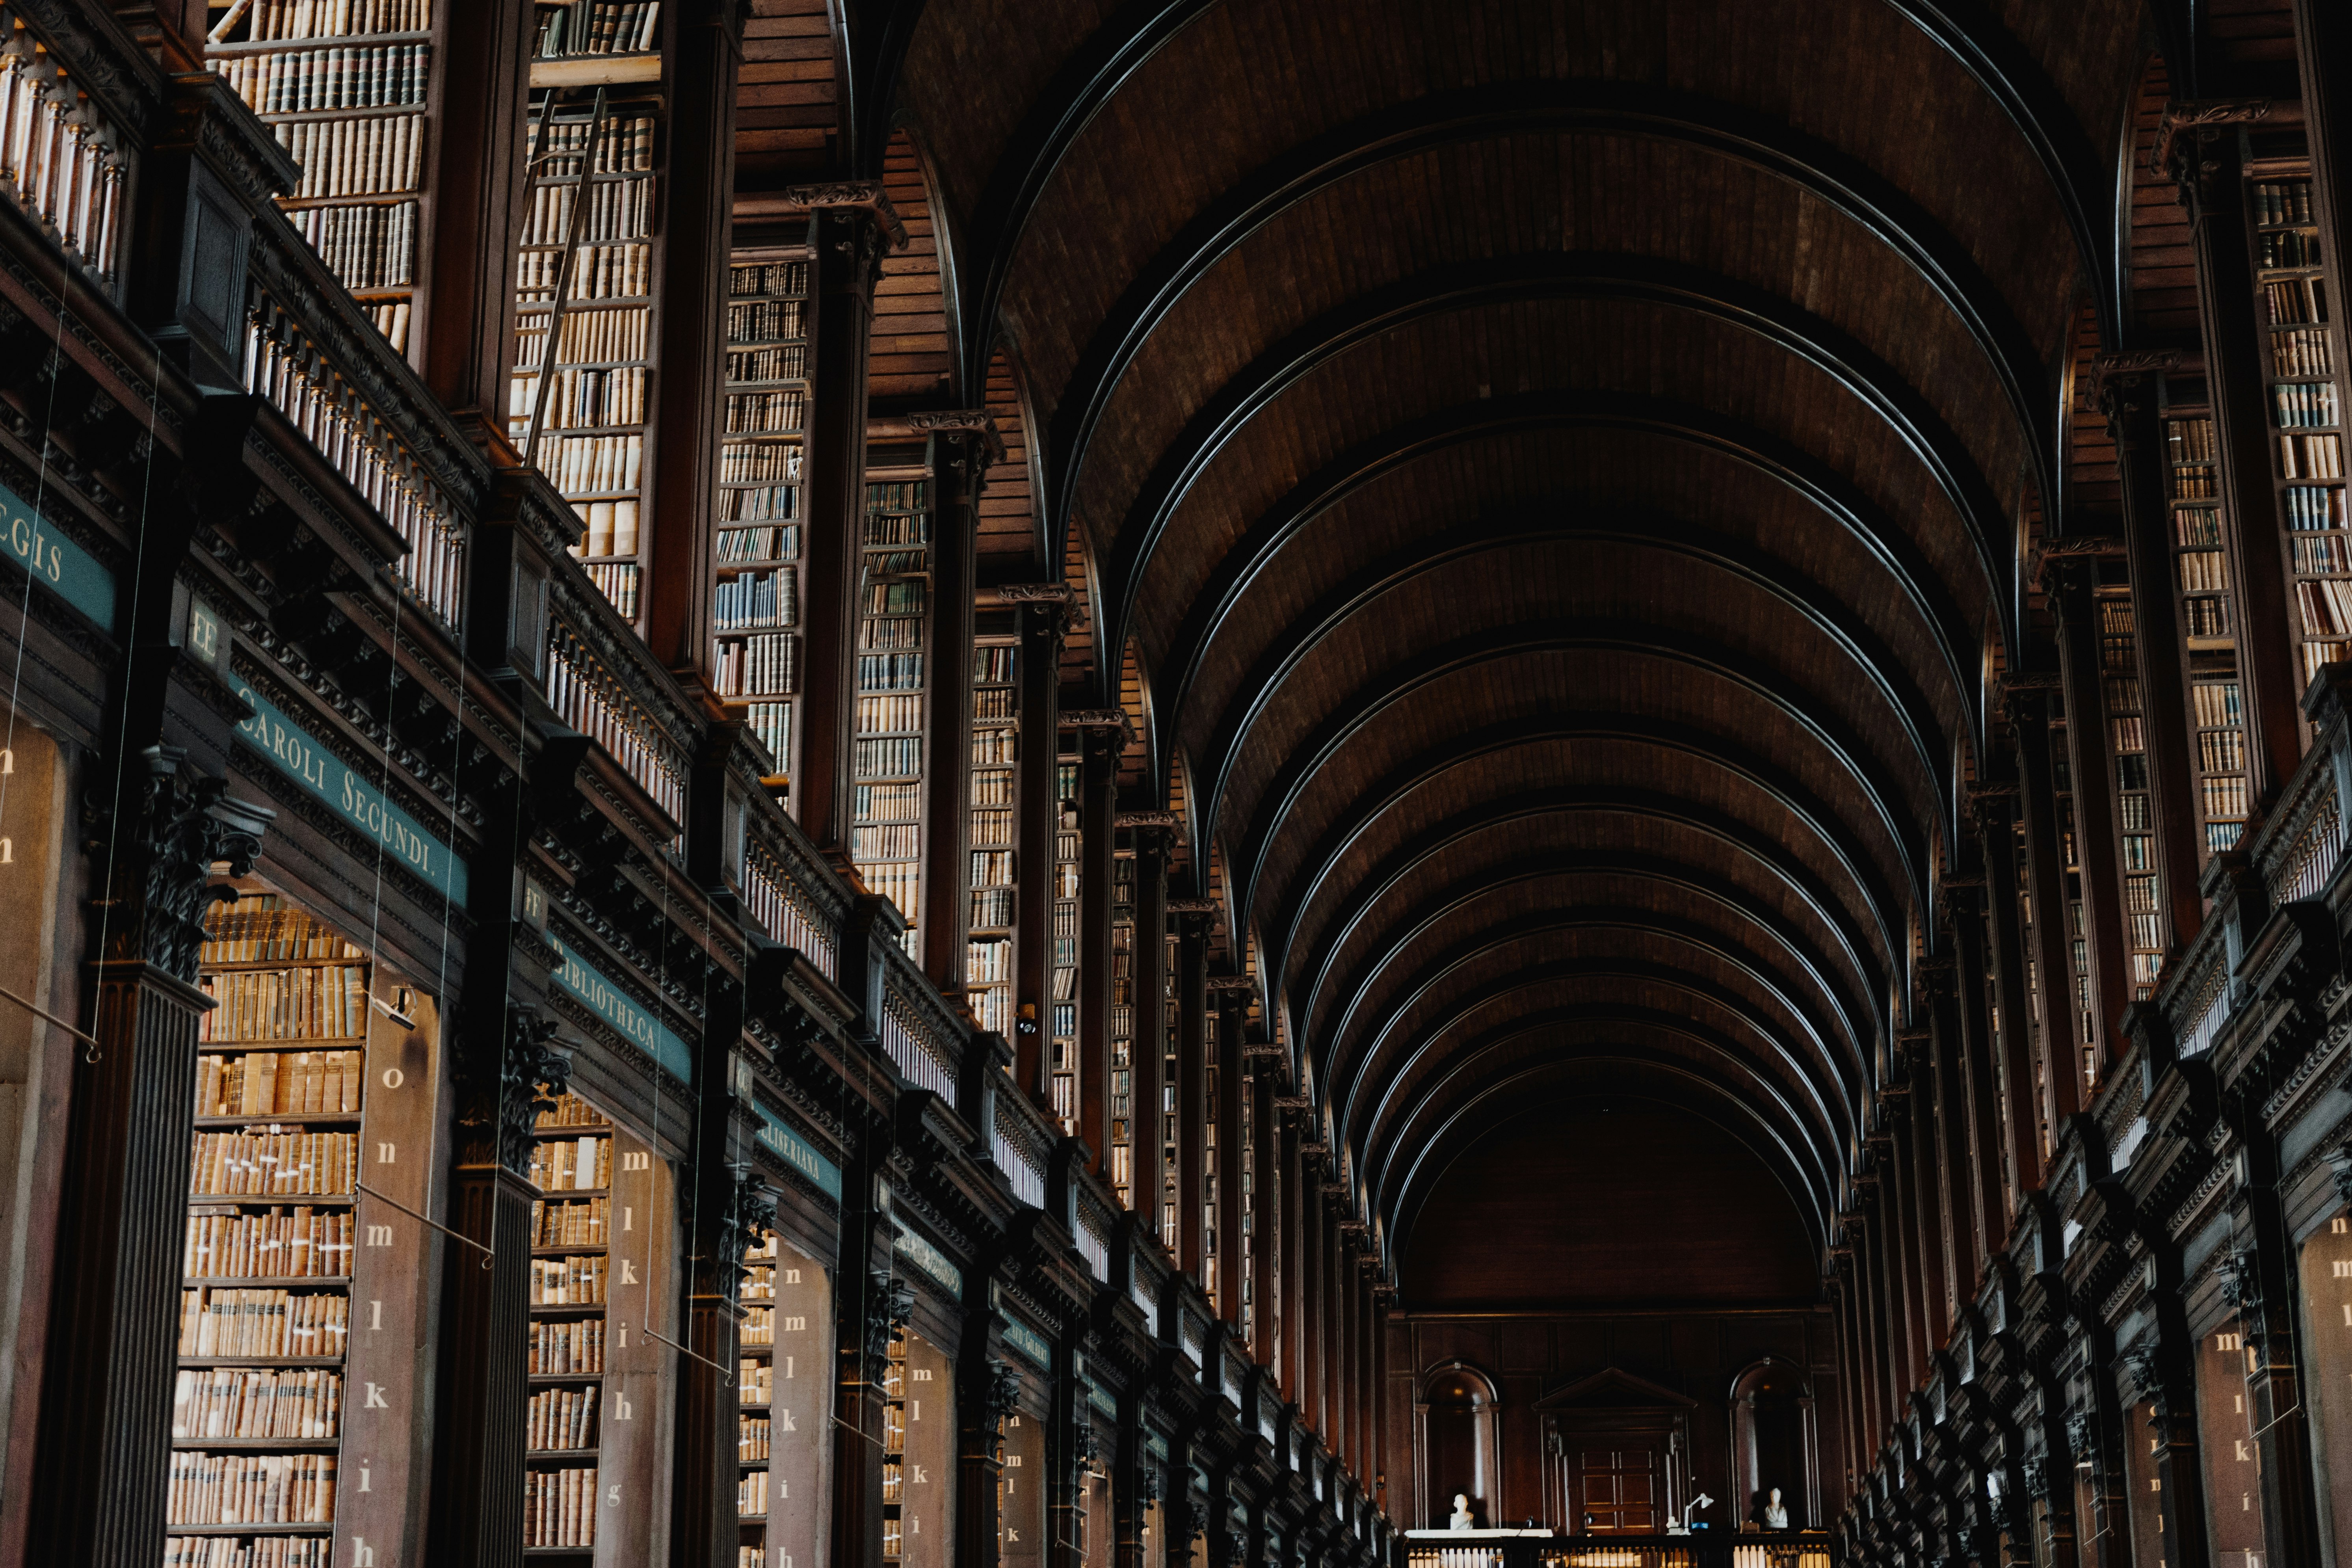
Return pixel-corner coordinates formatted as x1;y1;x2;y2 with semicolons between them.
890;0;2147;1281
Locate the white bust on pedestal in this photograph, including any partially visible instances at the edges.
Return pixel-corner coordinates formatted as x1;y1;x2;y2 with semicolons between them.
1448;1494;1475;1531
1762;1488;1789;1530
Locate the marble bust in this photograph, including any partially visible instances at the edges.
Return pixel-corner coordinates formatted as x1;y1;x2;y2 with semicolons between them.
1448;1494;1474;1531
1762;1488;1789;1530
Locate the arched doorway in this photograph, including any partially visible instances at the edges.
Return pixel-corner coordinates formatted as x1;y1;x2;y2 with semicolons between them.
1415;1362;1501;1528
1729;1359;1818;1529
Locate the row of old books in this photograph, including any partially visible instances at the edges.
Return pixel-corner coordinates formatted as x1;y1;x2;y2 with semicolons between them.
2263;275;2324;327
2294;534;2352;574
530;1255;610;1306
286;199;416;292
2273;326;2334;379
164;1536;333;1567
531;113;657;173
185;1207;354;1280
855;693;922;733
585;562;640;616
517;241;652;299
727;299;805;341
526;1386;601;1451
850;823;920;861
726;389;805;433
518;303;651;366
197;965;369;1043
200;901;362;964
854;737;920;778
721;443;800;485
540;432;643;494
716;568;796;629
714;632;799;698
731;260;807;296
739;1469;771;1517
2254;179;2317;226
190;1131;359;1197
728;343;807;382
178;1287;351;1358
858;650;922;692
718;521;799;560
196;1050;364;1118
213;43;429;113
535;0;662;56
576;498;643;557
225;0;430;43
167;1453;337;1526
2280;432;2345;479
746;701;789;767
2288;485;2349;531
273;113;424;198
531;1196;612;1247
528;1133;612;1192
524;175;653;245
518;365;648;430
524;1467;599;1548
173;1367;344;1440
2272;380;2340;428
740;1414;771;1459
530;1317;608;1375
738;1359;774;1403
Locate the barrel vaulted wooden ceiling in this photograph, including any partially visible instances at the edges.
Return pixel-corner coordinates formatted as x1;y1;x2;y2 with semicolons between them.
763;0;2168;1303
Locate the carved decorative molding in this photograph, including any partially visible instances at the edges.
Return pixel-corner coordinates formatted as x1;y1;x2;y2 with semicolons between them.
1166;898;1218;917
88;748;269;982
863;1274;915;1384
779;180;909;250
722;1170;777;1297
902;409;1006;467
1206;975;1258;991
994;582;1073;604
464;1009;570;1176
2089;350;2186;385
1116;811;1183;832
985;1356;1021;1455
1058;708;1129;731
2152;99;2275;184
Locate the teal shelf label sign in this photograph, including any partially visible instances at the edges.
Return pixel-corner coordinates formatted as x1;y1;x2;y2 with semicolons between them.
1002;1319;1052;1370
233;681;468;903
549;932;694;1087
893;1218;963;1300
754;1100;842;1200
0;482;115;631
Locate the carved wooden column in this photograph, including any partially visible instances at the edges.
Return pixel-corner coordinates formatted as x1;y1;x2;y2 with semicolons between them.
1115;1402;1154;1568
2161;106;2307;802
1277;1101;1305;1406
2120;1328;2213;1568
1969;787;2050;1194
2222;1164;2328;1567
1297;1142;1324;1432
1940;892;2012;1271
2043;553;2132;1071
1211;985;1249;1332
792;186;906;852
919;419;998;995
1071;716;1124;1171
1920;967;1979;1303
1014;588;1070;1097
1898;1043;1951;1346
673;1157;773;1568
415;0;534;424
1170;903;1212;1277
2096;356;2207;952
2006;684;2084;1130
834;1245;911;1568
424;1006;574;1568
26;757;266;1568
1126;818;1174;1241
958;1316;1012;1568
1246;1051;1279;1357
641;0;747;675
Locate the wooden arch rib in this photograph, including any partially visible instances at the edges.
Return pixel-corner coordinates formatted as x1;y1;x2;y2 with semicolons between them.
1189;510;1949;897
1049;87;2051;599
1382;1047;1835;1256
1305;800;1878;1119
1335;908;1858;1174
1373;982;1844;1222
1274;718;1901;1073
1227;624;1931;975
953;5;2105;411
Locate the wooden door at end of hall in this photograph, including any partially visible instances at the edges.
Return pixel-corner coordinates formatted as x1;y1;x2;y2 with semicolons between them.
1572;1444;1659;1533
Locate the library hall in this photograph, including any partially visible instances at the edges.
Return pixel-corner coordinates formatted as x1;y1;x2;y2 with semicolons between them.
11;0;2352;1566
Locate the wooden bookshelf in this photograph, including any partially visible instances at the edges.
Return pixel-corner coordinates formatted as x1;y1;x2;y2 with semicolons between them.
205;0;437;355
2092;588;2164;997
853;465;933;955
513;32;666;625
2163;408;2253;855
967;632;1018;1037
1109;841;1136;1206
712;249;809;779
171;895;369;1560
2246;166;2352;693
882;1328;908;1564
1049;746;1080;1133
523;1091;615;1555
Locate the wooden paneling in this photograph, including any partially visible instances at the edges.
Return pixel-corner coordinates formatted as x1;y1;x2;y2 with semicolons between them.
735;0;837;180
1398;1103;1817;1309
871;131;956;404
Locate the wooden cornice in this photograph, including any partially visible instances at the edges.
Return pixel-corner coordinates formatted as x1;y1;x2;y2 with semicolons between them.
766;179;910;251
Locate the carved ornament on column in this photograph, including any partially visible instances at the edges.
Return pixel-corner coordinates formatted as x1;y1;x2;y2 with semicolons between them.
1168;1495;1205;1555
1136;1460;1161;1507
463;1010;571;1174
984;1356;1021;1456
87;746;269;981
903;409;1006;468
722;1169;779;1296
781;179;909;251
2120;1344;2175;1421
2153;99;2275;215
864;1274;915;1382
2089;350;2187;441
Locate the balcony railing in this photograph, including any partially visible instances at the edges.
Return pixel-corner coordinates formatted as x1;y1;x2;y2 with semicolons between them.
2255;737;2343;908
744;832;837;979
544;612;687;827
1406;1536;1831;1568
0;2;128;285
877;943;959;1098
243;283;464;622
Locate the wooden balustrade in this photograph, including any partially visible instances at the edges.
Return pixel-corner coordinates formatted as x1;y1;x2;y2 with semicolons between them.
0;0;130;285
